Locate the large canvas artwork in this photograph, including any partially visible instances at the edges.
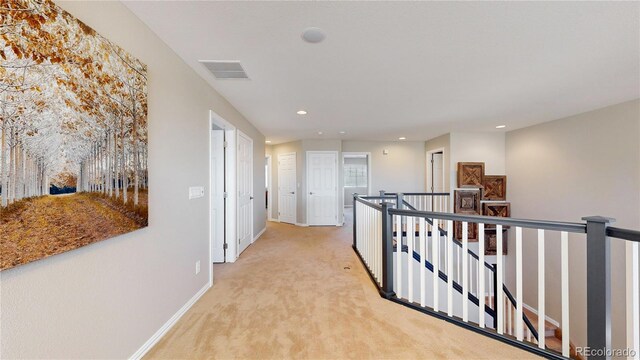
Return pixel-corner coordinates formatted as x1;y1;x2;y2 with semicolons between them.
1;1;148;270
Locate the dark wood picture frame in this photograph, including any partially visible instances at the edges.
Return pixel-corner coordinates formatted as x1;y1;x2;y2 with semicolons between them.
454;189;481;214
482;175;507;201
484;230;508;255
483;202;511;229
457;162;485;188
454;221;478;242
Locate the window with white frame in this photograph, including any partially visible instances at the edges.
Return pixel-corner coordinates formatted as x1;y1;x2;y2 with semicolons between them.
344;163;367;187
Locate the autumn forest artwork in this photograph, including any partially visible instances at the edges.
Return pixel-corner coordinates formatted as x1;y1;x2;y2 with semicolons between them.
1;0;148;270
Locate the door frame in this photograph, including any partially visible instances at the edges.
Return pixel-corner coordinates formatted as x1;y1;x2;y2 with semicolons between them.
266;154;273;221
277;152;297;224
209;110;237;280
426;147;446;193
342;151;372;207
306;151;340;226
237;129;254;251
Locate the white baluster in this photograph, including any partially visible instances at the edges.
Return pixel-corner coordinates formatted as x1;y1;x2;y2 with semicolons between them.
561;231;570;357
419;217;426;307
497;225;504;335
447;220;454;316
376;211;381;284
479;223;485;328
632;241;639;360
462;222;469;322
507;301;512;335
396;215;402;299
408;216;415;303
538;229;546;350
364;206;368;265
432;218;439;312
516;227;523;341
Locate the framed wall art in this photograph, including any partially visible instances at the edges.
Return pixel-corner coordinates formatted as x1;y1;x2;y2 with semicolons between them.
484;230;508;255
483;202;511;229
482;175;507;201
454;189;481;214
454;221;478;242
457;162;484;188
1;1;149;271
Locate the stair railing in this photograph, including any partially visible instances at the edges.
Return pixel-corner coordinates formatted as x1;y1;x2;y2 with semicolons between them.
353;194;640;360
399;195;539;343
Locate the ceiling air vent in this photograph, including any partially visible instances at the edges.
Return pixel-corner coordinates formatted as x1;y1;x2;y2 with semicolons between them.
200;61;249;79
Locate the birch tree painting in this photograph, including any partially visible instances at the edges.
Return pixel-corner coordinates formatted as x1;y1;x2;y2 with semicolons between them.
1;0;149;270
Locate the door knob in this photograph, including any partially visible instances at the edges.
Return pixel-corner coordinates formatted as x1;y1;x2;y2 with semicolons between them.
250;196;254;200
290;192;295;194
309;192;314;195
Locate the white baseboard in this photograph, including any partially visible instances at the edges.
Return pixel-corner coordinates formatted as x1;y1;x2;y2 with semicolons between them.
129;283;210;360
253;227;266;242
296;223;309;227
522;303;560;328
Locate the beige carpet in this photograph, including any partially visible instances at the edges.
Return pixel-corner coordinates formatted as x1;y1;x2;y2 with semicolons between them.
145;215;539;360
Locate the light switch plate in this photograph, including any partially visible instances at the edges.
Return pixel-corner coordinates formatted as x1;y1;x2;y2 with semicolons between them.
189;186;205;199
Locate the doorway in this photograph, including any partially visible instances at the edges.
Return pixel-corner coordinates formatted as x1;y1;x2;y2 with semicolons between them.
277;152;297;224
307;151;339;226
209;110;237;271
427;149;445;193
343;152;371;208
237;130;253;255
265;155;272;221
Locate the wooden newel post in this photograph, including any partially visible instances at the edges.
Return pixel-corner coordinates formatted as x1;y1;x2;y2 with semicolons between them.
380;201;395;299
583;216;615;360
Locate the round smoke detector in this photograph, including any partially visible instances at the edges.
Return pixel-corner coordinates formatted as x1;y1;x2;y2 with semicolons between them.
301;27;326;43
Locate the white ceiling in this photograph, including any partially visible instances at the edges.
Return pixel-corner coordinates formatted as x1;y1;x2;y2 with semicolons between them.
124;1;639;144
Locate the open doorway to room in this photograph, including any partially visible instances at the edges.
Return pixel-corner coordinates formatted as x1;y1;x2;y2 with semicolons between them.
209;110;237;273
426;149;445;193
265;155;272;221
343;152;371;209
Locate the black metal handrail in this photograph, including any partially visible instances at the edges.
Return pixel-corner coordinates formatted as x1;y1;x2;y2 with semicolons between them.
354;195;383;211
353;194;640;360
384;192;451;196
607;226;640;242
389;208;587;234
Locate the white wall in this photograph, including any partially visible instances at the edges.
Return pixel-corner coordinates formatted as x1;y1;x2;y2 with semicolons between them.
0;1;265;358
449;132;506;191
504;99;640;353
342;140;426;194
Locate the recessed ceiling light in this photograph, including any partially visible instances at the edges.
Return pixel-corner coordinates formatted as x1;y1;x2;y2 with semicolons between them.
339;131;346;134
398;137;406;140
265;140;271;144
496;125;506;129
297;110;307;115
318;131;323;135
301;27;326;44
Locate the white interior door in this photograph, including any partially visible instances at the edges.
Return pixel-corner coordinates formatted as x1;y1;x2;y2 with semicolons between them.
211;129;225;263
307;151;338;226
432;152;444;192
278;153;296;224
237;131;253;255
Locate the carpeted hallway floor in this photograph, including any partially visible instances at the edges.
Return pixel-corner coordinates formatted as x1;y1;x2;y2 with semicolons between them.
144;213;538;359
